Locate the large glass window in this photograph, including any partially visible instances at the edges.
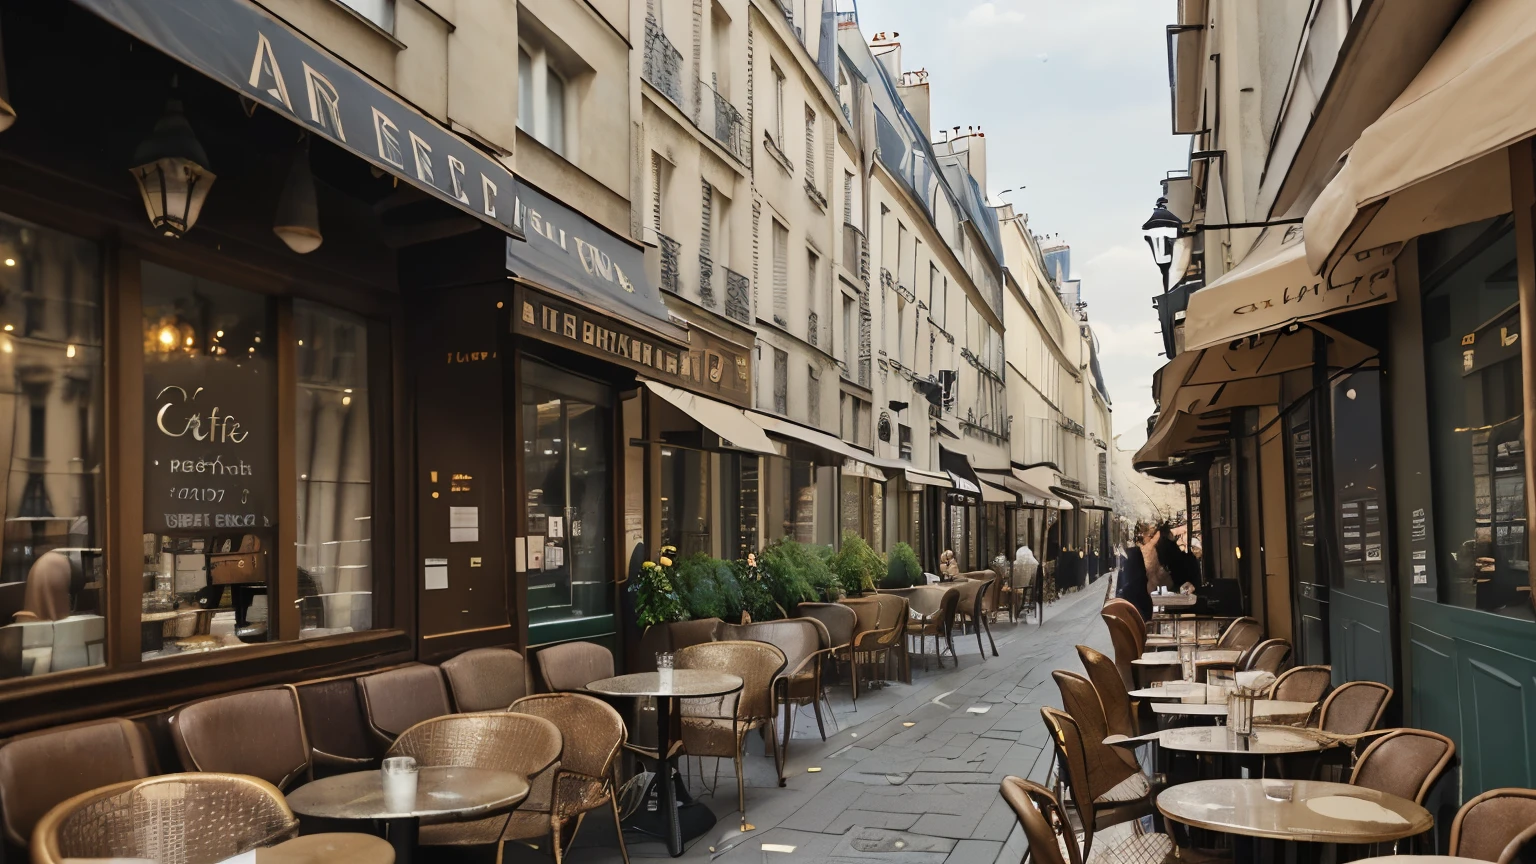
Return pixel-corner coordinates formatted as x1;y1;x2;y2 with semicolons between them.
659;447;710;557
141;262;277;660
840;473;862;537
722;452;758;560
294;302;373;638
770;457;816;543
0;213;105;679
1420;216;1530;619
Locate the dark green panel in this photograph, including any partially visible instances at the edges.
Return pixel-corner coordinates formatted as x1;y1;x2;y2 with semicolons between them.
1333;589;1394;688
1408;623;1461;745
1459;646;1536;794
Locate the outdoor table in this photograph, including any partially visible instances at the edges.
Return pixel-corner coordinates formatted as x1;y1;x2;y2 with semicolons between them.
1145;725;1330;756
588;669;743;857
1153;593;1198;608
256;833;396;864
1133;649;1243;667
1145;633;1220;648
285;766;528;864
1158;779;1432;857
1129;682;1207;701
1351;858;1487;863
1151;700;1315;725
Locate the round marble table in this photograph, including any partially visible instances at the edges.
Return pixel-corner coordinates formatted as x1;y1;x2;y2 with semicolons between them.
257;833;396;864
588;670;743;857
1158;779;1432;845
1133;649;1244;667
286;766;528;864
1351;858;1487;864
1151;725;1330;756
1129;682;1208;701
1151;700;1316;725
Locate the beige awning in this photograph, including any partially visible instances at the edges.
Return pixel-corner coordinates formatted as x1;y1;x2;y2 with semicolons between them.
903;468;953;488
644;380;777;455
747;411;873;465
1304;0;1534;279
1183;222;1396;352
980;480;1018;505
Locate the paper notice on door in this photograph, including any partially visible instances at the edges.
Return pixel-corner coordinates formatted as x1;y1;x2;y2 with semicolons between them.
548;516;564;539
547;545;564;568
450;507;479;528
528;536;545;570
449;527;479;543
425;558;449;591
515;538;527;573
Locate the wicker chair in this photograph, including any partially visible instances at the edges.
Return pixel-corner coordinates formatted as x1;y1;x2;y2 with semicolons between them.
999;776;1077;864
169;686;312;792
1242;638;1292;675
386;713;561;857
1499;822;1536;864
536;641;616;692
952;578;998;658
1350;728;1455;804
675;640;785;830
503;694;628;864
1318;680;1393;735
1103;599;1148;649
1053;670;1140;773
1267;665;1332;708
356;664;452;749
904;585;958;671
1216;617;1263;652
442;648;528;712
1450;788;1536;862
719;619;833;785
837;597;893;703
0;718;154;854
870;593;913;683
31;773;298;864
1038;708;1157;862
1077;645;1140;740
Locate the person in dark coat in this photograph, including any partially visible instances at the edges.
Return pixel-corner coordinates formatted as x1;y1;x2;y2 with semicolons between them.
1116;522;1155;622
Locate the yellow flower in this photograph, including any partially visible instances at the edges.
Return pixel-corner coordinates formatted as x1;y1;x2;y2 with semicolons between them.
659;556;673;568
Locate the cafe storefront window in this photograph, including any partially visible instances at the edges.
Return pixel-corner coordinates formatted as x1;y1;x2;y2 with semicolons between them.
0;213;106;679
659;447;710;557
722;452;759;561
1420;215;1530;619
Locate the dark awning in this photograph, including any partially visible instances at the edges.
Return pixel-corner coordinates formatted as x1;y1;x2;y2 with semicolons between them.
507;182;683;342
73;0;522;239
939;446;982;497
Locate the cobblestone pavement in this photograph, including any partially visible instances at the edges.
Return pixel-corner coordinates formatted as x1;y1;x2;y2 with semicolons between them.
553;579;1115;864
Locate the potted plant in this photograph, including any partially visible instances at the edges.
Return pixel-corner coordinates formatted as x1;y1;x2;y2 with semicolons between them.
758;539;835;609
628;549;688;627
735;553;780;622
831;530;886;595
882;541;924;589
672;552;746;623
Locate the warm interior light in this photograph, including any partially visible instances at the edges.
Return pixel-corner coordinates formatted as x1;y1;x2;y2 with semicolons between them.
341;395;351;406
158;326;176;347
1;338;11;354
215;329;224;338
65;344;76;358
1;324;10;332
3;258;13;267
129;83;215;239
184;335;193;347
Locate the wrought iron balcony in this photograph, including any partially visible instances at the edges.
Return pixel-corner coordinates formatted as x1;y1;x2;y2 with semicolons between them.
658;232;681;294
702;85;750;165
808;311;819;348
699;251;715;307
724;267;751;324
643;17;684;108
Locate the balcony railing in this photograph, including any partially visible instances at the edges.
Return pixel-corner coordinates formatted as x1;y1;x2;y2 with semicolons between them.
643;17;684;108
701;84;750;165
807;311;819;348
724;267;751;324
658;232;681;293
699;251;715;307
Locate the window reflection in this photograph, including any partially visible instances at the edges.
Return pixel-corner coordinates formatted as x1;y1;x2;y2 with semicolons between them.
295;302;373;638
659;448;710;556
0;213;106;679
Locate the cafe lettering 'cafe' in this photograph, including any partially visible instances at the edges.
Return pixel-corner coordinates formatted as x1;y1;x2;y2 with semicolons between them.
0;0;750;729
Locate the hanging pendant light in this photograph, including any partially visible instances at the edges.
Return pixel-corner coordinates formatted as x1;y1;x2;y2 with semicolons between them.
273;136;322;254
0;15;15;134
129;77;215;238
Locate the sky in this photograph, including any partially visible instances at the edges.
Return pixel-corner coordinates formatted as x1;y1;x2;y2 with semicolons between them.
852;0;1189;447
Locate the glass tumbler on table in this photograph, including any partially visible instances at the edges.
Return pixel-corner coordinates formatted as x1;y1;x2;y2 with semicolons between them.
1177;641;1197;683
1226;686;1256;737
657;651;675;689
382;755;418;810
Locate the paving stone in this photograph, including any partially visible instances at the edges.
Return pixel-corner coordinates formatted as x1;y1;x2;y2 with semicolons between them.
947;839;1007;864
823;808;924;833
911;810;986;839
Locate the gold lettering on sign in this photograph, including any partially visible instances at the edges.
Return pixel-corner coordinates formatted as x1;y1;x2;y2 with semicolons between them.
583;321;595;345
247;33;293;111
522;302;536;325
371;107;405;169
643;344;653;365
563;313;577;339
301;63;343;141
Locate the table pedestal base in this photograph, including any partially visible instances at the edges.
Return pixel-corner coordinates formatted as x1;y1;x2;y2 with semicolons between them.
621;695;719;857
383;817;418;864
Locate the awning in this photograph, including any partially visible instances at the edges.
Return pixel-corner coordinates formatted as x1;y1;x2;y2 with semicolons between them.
939;446;982;497
980;479;1018;505
73;0;521;239
1304;0;1534;280
508;182;683;342
748;412;879;468
902;468;953;488
642;381;776;456
1183;221;1396;352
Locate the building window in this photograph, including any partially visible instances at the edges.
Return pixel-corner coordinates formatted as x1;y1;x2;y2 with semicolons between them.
770;62;786;145
650;152;671;237
660;447;711;557
772;219;789;326
0;212;106;678
1420;216;1528;618
842;295;854;368
723;452;758;560
806;248;820;345
843;171;854;224
807;366;821;427
517;43;571;157
804;105;817;187
142;262;279;661
335;0;394;32
899;423;912;460
295;302;375;638
773;348;789;414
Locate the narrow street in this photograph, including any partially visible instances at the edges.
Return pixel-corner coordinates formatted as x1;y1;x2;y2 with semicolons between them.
569;583;1113;863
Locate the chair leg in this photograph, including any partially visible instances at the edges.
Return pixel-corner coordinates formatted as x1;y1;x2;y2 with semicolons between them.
812;692;827;740
851;654;861;707
983;616;998;657
550;816;565;864
609;791;633;864
778;705;794;787
975;617;985;658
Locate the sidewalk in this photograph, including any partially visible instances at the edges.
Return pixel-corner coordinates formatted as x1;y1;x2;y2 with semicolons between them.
558;580;1115;864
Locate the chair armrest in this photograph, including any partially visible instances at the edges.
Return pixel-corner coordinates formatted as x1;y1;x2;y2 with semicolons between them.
781;646;835;680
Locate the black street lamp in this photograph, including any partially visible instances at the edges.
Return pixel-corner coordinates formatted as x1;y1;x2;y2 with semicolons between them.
130;78;215;239
1142;197;1180;291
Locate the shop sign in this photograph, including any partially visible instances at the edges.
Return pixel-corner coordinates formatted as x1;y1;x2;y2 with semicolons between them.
144;357;275;532
514;284;753;407
73;0;521;238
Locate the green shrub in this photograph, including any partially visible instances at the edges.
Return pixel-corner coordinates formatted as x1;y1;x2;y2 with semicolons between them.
629;559;689;627
733;554;780;621
671;553;744;621
831;530;886;595
758;539;837;609
882;541;924;588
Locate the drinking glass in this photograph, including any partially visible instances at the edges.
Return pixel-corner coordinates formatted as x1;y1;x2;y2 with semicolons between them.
1227;687;1256;737
657;651;676;690
382;755;418;810
1178;642;1197;683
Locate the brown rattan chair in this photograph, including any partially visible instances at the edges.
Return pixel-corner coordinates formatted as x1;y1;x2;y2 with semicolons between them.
1318;680;1393;735
795;601;855;658
1349;728;1455;804
675;640;785;830
1242;638;1292;675
1267;665;1332;710
1216;616;1263;652
905;585;959;671
357;663;452;749
999;775;1078;864
837;596;890;702
442;647;528;712
718;619;834;783
870;593;913;682
292;674;376;772
1100;613;1142;690
0;717;154;855
30;773;298;864
1038;708;1157;862
386;712;561;859
1077;644;1139;740
1450;787;1536;862
1053;670;1140;772
503;693;629;864
952;578;998;658
1103;599;1148;649
1498;822;1536;864
536;641;616;692
169;686;312;791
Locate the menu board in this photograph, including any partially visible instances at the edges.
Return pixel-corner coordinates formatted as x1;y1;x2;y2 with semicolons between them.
143;355;275;533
